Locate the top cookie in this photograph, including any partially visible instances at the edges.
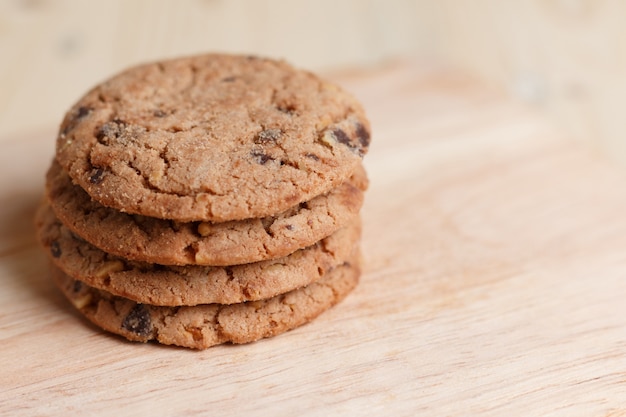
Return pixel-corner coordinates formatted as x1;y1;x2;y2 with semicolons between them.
56;54;370;222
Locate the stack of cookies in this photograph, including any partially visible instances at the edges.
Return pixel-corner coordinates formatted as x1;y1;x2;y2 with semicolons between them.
35;54;371;349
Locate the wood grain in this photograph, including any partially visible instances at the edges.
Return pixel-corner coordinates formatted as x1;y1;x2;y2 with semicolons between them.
4;0;626;165
427;0;626;165
0;0;426;139
2;63;626;415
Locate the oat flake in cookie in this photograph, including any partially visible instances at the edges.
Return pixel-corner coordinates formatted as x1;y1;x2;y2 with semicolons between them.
56;54;371;222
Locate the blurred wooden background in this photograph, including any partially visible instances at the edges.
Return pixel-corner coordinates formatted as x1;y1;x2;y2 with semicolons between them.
2;0;626;164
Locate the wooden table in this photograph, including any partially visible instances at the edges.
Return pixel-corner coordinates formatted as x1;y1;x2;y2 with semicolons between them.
2;62;626;415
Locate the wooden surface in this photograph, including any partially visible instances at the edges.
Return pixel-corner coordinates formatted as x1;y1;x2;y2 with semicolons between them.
4;0;626;165
0;0;425;139
428;0;626;166
3;62;626;415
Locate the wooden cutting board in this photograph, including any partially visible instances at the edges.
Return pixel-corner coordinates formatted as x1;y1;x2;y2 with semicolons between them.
2;62;626;416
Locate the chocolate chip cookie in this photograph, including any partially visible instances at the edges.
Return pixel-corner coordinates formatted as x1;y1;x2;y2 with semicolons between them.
46;160;367;265
55;54;370;222
36;203;361;305
50;255;360;349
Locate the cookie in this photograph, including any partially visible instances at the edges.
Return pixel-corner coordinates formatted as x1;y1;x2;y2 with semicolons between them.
36;203;361;305
46;160;367;266
50;254;360;349
55;53;371;222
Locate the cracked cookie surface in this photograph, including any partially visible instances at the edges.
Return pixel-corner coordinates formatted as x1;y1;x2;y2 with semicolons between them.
46;160;367;266
55;54;371;222
36;203;361;306
50;254;360;349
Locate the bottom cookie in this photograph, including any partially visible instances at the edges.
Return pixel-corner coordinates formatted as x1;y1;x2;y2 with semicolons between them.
51;255;360;349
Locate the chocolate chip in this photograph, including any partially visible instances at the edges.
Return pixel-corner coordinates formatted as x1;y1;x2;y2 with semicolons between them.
62;106;93;135
251;150;274;165
72;280;83;293
285;224;295;231
255;129;282;144
305;153;320;161
122;304;152;337
61;124;73;136
95;128;106;141
224;267;235;281
328;127;367;156
355;123;370;148
96;119;125;141
50;240;62;258
89;168;105;184
76;106;92;119
276;103;297;115
332;128;351;147
153;109;167;117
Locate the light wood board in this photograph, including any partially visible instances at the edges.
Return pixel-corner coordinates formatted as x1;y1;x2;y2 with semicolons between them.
2;63;626;416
